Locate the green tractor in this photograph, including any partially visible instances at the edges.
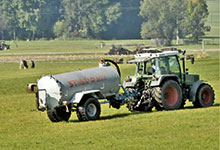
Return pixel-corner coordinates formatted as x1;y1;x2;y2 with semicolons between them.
124;50;215;111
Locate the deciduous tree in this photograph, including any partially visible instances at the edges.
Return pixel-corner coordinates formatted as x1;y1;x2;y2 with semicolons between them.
57;0;121;39
184;0;209;43
140;0;209;45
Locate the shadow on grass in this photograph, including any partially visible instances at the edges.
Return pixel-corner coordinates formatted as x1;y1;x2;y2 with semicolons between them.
100;111;150;121
182;103;220;109
69;111;151;123
69;104;219;123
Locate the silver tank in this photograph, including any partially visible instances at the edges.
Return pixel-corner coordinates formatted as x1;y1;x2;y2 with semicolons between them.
37;66;121;109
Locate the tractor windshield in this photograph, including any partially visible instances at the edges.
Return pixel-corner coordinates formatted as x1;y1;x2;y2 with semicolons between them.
136;59;156;76
156;56;181;76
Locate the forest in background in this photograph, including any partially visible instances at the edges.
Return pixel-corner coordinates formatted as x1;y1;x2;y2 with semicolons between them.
0;0;214;45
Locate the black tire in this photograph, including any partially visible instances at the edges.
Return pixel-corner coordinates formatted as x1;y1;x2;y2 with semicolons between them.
154;101;163;111
152;80;182;110
152;87;163;111
47;106;71;122
77;97;101;121
193;84;215;107
47;109;59;122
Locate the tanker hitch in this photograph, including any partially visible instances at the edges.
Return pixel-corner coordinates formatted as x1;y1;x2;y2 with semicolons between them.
107;85;141;109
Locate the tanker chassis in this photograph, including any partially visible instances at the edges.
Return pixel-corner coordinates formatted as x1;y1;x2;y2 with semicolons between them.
27;51;215;122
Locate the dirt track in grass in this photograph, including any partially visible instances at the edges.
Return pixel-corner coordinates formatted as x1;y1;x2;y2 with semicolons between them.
0;55;124;63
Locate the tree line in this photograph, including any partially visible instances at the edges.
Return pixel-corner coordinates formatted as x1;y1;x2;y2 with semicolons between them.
0;0;209;45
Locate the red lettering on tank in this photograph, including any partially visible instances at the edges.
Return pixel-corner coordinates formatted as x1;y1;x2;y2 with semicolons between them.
68;80;78;87
68;81;74;88
90;77;95;82
68;75;107;88
96;75;107;82
84;78;90;84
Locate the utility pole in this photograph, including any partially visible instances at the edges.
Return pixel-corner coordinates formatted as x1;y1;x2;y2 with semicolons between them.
176;29;179;45
202;40;205;52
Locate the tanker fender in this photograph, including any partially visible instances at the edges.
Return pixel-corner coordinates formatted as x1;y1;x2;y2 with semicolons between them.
70;90;102;104
189;80;206;102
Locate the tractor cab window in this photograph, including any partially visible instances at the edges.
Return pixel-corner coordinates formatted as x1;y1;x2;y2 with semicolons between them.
136;62;144;75
137;59;156;75
168;56;181;74
159;57;169;74
144;59;156;75
158;56;181;75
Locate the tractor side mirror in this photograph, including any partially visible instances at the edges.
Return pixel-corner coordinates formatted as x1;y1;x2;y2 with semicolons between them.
186;55;195;64
186;68;189;72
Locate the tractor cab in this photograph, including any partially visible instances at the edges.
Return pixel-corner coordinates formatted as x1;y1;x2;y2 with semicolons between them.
125;50;200;88
124;51;183;88
135;53;181;76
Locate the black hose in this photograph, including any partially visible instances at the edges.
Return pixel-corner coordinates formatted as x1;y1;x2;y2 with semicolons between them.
104;59;121;77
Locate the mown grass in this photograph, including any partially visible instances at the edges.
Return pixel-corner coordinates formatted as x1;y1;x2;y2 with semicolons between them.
2;38;218;56
0;51;219;150
0;1;219;149
3;40;151;54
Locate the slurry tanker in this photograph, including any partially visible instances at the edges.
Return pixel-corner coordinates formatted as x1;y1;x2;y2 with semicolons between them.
27;50;214;122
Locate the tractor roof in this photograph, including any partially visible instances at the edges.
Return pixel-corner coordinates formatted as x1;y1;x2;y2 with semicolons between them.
129;51;179;63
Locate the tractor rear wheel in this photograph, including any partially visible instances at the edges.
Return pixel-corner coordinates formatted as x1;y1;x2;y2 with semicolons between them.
152;87;163;111
153;80;182;110
193;84;215;107
77;97;101;121
47;106;71;122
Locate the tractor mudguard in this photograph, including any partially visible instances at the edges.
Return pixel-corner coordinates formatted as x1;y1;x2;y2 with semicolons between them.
150;75;179;87
189;80;206;102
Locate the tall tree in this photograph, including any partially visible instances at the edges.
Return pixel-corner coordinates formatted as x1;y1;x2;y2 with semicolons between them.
15;0;45;40
140;0;209;45
184;0;209;43
55;0;121;39
0;10;7;39
140;0;186;46
37;0;62;39
101;0;143;40
0;0;19;40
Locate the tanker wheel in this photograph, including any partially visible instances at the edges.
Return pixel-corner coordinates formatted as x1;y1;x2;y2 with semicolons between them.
47;106;71;122
153;80;182;110
193;84;215;107
77;97;101;121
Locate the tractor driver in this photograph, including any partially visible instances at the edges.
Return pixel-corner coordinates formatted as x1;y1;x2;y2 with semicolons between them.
147;59;156;75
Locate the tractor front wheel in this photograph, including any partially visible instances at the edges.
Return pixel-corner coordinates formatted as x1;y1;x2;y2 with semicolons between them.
193;84;215;107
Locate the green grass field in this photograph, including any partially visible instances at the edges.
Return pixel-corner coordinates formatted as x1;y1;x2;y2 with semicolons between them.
0;1;219;149
0;51;219;150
